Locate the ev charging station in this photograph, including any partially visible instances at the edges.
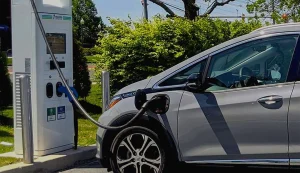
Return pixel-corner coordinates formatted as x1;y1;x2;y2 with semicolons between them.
11;0;74;156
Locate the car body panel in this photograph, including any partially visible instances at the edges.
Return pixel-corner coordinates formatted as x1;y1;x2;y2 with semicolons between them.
96;106;120;159
287;36;300;163
178;83;294;162
288;82;300;161
114;78;152;96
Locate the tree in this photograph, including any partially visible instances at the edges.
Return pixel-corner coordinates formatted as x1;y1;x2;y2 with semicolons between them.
148;0;235;20
73;39;91;99
72;0;94;99
246;0;300;24
73;0;105;47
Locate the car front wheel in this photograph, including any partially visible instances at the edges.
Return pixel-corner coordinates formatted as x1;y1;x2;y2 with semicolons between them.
110;126;166;173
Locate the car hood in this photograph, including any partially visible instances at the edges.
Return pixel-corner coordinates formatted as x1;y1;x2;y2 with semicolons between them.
114;78;152;96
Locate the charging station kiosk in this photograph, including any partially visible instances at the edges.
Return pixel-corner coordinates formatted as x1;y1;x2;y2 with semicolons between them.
12;0;74;156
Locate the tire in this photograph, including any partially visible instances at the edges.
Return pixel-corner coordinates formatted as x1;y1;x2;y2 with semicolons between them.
110;126;166;173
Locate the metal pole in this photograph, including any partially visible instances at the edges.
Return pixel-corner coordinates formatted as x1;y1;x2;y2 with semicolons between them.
20;75;33;164
143;0;148;20
272;0;275;24
102;71;110;113
271;0;276;25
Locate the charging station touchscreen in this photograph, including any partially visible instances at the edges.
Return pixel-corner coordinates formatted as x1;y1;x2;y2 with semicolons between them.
46;33;66;54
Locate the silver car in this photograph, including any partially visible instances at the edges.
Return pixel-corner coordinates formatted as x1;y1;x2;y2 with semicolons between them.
96;23;300;173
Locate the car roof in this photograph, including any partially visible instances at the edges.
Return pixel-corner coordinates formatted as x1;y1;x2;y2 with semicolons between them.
251;22;300;34
146;23;300;88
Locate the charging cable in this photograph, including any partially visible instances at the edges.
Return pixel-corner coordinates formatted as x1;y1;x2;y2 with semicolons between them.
29;0;148;130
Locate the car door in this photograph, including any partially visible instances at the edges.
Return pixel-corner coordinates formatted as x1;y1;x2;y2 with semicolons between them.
286;36;300;166
178;34;299;164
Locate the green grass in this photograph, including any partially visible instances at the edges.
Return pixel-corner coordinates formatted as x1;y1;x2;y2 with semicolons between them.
0;157;22;167
86;55;98;63
78;118;98;146
0;106;16;167
77;84;102;146
1;107;13;119
83;84;102;107
0;125;14;154
7;58;12;66
0;106;14;155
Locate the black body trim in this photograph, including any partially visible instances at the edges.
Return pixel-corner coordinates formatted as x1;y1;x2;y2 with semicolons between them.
292;35;300;81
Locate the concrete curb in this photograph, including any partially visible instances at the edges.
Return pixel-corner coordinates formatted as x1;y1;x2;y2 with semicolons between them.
0;145;97;173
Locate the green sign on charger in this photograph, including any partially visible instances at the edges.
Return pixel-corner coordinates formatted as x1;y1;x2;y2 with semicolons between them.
42;14;72;21
47;107;56;122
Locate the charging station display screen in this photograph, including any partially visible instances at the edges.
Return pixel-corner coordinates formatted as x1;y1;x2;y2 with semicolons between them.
46;33;66;54
43;0;71;8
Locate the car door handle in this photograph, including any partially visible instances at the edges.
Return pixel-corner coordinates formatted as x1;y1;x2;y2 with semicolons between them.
257;95;283;105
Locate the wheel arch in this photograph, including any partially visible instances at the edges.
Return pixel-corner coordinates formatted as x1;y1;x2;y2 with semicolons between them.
100;113;180;170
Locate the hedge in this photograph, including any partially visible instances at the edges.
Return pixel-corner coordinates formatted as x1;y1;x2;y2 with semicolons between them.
95;17;262;92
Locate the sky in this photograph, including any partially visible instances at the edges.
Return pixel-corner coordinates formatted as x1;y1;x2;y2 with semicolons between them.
95;0;251;25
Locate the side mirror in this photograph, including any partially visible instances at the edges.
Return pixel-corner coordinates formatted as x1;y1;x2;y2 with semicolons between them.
186;73;203;89
148;94;170;114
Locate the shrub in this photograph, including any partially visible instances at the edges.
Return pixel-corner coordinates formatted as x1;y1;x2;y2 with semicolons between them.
95;17;262;92
83;47;99;56
73;39;92;99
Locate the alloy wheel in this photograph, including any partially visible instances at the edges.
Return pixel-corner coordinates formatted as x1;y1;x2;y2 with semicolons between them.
116;133;162;173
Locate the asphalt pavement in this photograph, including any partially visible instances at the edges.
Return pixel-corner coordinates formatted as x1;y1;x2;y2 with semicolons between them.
57;158;295;173
57;159;108;173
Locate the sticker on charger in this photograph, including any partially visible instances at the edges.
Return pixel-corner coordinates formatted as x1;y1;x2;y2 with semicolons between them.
47;108;56;122
41;14;72;21
57;106;66;120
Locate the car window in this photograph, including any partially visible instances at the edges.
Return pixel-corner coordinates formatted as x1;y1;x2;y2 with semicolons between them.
159;60;207;87
206;35;298;91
